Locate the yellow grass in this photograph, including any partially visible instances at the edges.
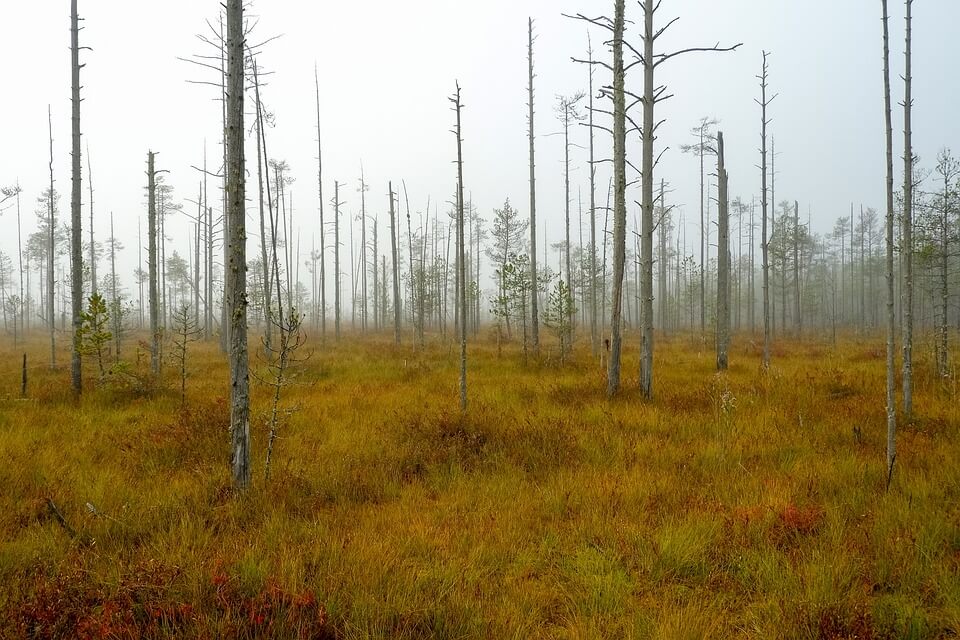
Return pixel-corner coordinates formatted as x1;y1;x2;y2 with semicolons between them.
0;329;958;638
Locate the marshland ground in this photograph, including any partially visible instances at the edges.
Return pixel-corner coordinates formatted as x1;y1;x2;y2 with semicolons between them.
0;330;958;638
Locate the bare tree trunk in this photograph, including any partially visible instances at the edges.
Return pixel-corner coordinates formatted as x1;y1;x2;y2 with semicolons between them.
587;35;598;357
226;0;250;490
110;211;120;358
639;2;655;399
334;181;342;341
315;68;326;345
389;183;402;344
902;0;914;422
528;18;539;357
47;106;56;368
403;182;419;347
88;149;96;299
70;0;83;393
882;0;897;487
607;0;626;397
253;60;272;352
759;52;773;370
147;152;160;376
717;132;730;371
451;84;468;412
794;200;801;334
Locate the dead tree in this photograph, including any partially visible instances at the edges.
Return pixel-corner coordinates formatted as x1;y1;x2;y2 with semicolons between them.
109;211;121;358
389;183;402;344
882;0;897;488
934;149;959;378
556;92;586;352
586;34;599;357
716;131;730;371
451;83;468;412
225;0;250;490
757;52;776;370
87;148;96;299
147;152;160;376
636;1;741;399
901;0;914;421
332;181;343;341
527;18;540;357
793;200;801;334
47;106;56;368
314;65;326;344
70;0;83;394
252;58;273;352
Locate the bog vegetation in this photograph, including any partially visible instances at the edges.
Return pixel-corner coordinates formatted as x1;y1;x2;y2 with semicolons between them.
0;0;957;637
1;332;958;638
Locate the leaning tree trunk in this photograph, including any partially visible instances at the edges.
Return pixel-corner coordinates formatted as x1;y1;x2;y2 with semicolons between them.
882;0;897;487
902;0;914;422
226;0;250;490
70;0;83;394
716;132;730;371
607;0;626;397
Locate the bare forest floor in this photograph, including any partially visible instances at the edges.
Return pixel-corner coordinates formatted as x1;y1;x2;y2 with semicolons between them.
0;328;958;639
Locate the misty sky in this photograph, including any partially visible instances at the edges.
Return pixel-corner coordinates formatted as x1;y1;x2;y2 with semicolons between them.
1;0;958;300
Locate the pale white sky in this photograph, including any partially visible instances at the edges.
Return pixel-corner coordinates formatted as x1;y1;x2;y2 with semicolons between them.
0;0;957;301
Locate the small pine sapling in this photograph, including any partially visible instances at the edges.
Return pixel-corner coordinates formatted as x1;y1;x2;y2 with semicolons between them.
79;292;112;381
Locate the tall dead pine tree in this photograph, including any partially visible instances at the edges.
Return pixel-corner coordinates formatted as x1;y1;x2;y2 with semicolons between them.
901;0;914;422
451;84;468;412
225;0;250;490
70;0;83;394
314;66;326;344
757;52;776;370
147;152;160;376
636;1;740;399
716;131;730;371
881;0;898;487
527;18;539;357
47;106;56;368
389;183;402;344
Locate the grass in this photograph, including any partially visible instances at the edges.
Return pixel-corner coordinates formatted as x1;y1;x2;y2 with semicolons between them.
0;328;958;638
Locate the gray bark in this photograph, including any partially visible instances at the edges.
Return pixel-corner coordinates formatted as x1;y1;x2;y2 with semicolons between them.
70;0;83;394
226;0;250;491
902;0;914;421
882;0;897;487
716;132;730;371
389;183;402;344
528;18;539;356
47;106;56;368
333;181;341;341
759;52;773;370
452;84;468;412
607;0;626;397
315;67;326;344
147;152;159;376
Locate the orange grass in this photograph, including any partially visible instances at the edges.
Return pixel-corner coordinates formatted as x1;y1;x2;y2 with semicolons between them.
0;329;958;638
